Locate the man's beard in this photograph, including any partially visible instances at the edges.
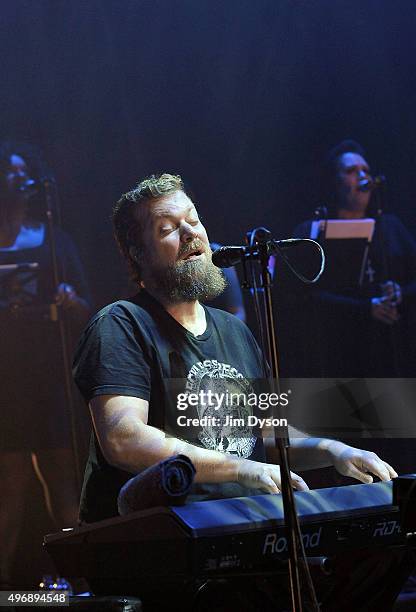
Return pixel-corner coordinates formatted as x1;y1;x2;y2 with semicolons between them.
145;242;227;304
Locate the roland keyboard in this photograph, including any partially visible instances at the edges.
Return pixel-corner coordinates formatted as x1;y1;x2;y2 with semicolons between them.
45;477;416;594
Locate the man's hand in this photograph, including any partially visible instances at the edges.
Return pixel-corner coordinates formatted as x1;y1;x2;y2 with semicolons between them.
236;459;309;494
325;440;398;483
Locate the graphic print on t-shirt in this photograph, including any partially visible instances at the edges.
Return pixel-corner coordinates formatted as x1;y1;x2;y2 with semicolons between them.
185;359;256;458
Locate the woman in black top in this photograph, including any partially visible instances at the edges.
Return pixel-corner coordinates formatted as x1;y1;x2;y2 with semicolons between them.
0;141;91;588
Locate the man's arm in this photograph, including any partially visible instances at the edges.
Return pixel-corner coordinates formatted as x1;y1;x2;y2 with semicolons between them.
90;395;309;494
264;427;397;483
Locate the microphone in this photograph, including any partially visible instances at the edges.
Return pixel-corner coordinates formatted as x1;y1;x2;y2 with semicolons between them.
212;239;305;268
212;246;244;268
358;175;386;192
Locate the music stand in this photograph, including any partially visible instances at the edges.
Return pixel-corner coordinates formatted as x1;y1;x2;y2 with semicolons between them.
311;218;375;289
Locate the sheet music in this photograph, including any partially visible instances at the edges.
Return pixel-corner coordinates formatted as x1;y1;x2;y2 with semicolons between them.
311;218;375;241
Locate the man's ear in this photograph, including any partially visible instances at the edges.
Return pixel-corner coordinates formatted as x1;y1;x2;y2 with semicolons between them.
128;245;145;287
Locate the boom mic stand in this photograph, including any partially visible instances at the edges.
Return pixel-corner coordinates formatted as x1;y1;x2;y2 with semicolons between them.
230;228;320;611
256;231;304;611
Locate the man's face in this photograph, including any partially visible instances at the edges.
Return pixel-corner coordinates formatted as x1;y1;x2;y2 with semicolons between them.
142;190;210;269
136;190;226;302
336;152;372;212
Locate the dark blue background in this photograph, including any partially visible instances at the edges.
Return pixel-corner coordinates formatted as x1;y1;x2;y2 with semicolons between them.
2;0;415;307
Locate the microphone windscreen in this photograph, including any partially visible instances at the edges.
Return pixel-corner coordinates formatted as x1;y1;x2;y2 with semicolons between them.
212;246;243;268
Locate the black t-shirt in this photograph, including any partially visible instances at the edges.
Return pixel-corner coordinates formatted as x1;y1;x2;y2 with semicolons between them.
73;290;267;522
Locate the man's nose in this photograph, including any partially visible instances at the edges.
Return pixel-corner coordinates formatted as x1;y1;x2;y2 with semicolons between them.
180;222;197;242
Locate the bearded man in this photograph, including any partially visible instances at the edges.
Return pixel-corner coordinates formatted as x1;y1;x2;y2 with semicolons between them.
73;173;396;524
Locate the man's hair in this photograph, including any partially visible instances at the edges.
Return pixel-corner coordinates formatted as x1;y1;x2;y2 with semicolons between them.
112;173;185;282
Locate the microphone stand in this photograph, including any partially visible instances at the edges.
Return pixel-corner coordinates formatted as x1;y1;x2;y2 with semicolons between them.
43;179;82;490
245;228;319;611
257;239;303;611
